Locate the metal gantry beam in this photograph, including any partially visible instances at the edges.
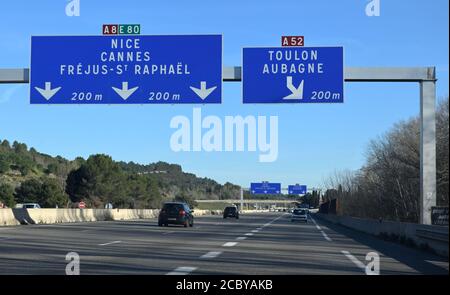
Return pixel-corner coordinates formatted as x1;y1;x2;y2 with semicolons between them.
0;67;437;224
0;67;437;83
223;66;437;82
0;68;29;84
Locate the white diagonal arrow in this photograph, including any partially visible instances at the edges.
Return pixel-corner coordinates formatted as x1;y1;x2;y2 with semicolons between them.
34;82;61;100
190;81;217;100
283;76;304;100
112;82;138;100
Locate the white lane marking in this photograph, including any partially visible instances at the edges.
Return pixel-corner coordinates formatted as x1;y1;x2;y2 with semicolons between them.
222;242;238;247
341;250;366;271
98;240;122;246
310;217;332;241
162;231;174;235
167;266;197;275
244;233;254;236
320;230;332;241
236;237;247;241
256;227;263;230
200;251;222;259
251;229;259;233
310;217;322;230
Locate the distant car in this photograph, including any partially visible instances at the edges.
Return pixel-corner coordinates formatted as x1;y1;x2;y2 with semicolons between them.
298;204;309;212
16;203;41;209
223;206;239;219
158;202;194;227
291;209;308;223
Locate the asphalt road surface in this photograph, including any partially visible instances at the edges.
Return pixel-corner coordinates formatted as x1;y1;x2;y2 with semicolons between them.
0;212;448;275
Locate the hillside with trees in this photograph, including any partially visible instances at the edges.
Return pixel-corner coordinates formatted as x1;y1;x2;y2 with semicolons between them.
322;97;449;222
0;141;241;208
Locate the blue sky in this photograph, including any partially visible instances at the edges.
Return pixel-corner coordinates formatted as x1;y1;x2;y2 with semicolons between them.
0;0;448;191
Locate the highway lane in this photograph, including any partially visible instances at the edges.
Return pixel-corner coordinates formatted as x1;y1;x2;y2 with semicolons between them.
0;212;447;275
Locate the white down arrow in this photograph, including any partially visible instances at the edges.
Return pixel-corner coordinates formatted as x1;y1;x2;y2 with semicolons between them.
34;82;61;100
190;81;217;100
112;82;139;100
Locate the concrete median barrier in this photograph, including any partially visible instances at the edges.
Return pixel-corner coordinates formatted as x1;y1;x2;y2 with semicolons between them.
0;209;21;226
8;208;161;225
0;207;252;226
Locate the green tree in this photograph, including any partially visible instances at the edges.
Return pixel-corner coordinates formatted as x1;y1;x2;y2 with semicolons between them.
15;179;42;204
0;154;10;173
40;178;67;207
66;154;126;207
46;163;58;175
1;140;10;149
66;165;92;203
13;141;27;154
0;183;15;207
146;176;162;208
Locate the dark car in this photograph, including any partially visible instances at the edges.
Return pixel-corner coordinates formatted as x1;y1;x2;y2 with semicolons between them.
223;206;239;219
158;202;194;227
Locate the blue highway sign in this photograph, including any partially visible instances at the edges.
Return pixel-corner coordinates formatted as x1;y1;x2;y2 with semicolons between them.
243;47;344;103
288;184;307;195
30;35;222;104
250;182;281;194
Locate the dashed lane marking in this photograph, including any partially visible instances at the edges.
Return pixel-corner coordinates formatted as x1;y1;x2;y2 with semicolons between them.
321;230;332;241
98;240;122;246
222;242;238;247
200;251;222;259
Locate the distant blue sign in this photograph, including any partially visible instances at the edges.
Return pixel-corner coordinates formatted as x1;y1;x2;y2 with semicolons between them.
30;35;222;104
288;185;307;195
243;47;344;103
250;182;281;194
